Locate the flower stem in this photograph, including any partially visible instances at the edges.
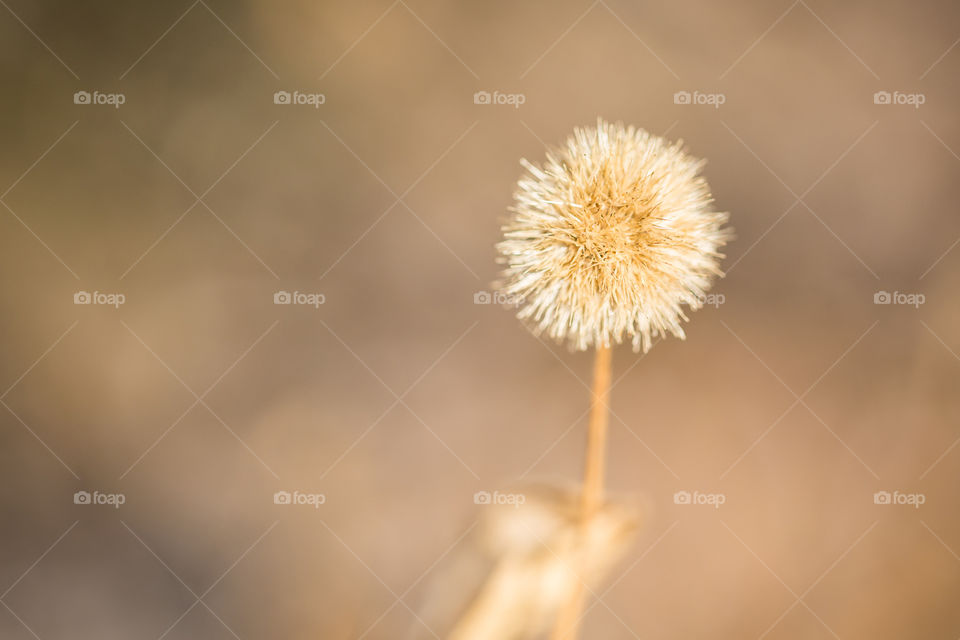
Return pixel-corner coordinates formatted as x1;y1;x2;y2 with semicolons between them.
582;343;612;517
550;344;613;640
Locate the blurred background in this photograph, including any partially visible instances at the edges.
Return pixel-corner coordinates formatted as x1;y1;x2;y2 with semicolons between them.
1;0;959;638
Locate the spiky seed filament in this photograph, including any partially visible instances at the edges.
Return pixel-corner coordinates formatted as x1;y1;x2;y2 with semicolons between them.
497;119;732;352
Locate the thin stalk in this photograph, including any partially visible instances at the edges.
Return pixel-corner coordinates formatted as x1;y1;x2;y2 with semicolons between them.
550;344;613;640
582;343;612;516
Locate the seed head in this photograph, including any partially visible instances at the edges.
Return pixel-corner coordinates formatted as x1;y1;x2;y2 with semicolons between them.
497;119;732;352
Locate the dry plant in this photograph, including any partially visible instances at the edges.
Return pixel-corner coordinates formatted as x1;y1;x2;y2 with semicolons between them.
412;485;638;640
495;119;732;639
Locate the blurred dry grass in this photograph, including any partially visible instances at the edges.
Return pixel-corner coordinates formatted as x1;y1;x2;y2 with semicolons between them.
1;0;959;638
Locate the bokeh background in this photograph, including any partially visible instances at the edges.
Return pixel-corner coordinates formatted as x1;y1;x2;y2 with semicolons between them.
1;0;959;638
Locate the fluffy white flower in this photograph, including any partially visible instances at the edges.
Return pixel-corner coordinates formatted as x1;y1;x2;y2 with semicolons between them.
498;119;732;352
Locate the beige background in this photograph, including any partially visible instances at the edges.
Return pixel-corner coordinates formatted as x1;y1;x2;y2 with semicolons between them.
1;0;959;638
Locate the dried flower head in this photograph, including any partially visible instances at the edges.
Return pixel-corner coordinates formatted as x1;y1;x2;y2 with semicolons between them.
497;119;732;352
